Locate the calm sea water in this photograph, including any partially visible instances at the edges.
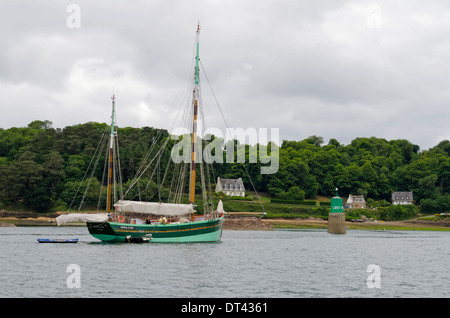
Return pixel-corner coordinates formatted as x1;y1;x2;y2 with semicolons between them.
1;226;450;298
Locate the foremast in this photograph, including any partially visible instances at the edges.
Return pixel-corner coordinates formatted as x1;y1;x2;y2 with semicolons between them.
106;94;116;213
189;24;200;210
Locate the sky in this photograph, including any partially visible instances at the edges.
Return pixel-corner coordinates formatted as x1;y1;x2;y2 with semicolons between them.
1;0;450;150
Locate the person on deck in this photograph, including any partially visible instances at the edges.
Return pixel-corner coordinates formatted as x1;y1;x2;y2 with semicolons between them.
159;216;167;224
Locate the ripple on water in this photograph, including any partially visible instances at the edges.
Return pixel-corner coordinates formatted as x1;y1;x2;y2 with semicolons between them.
1;227;450;297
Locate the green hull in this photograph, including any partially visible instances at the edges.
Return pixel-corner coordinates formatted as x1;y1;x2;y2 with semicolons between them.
87;217;224;243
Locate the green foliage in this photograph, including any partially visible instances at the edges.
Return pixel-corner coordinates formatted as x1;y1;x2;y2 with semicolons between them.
270;199;316;205
229;196;254;201
420;194;450;213
274;186;305;201
377;205;419;221
343;208;379;220
0;120;449;221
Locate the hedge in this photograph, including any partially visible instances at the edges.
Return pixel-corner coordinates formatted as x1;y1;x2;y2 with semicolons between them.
270;199;317;205
377;205;419;221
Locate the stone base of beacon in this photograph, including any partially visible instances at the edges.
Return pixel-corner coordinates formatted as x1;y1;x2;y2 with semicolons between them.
327;213;346;234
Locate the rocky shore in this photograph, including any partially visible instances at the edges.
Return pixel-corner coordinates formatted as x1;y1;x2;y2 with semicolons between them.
1;213;450;231
225;216;450;231
223;217;274;231
0;221;15;227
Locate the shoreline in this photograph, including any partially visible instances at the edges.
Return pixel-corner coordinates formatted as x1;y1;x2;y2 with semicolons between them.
262;218;450;231
1;215;450;231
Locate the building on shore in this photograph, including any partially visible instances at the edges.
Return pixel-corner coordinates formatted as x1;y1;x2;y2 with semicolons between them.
215;177;245;197
345;194;366;209
392;191;414;205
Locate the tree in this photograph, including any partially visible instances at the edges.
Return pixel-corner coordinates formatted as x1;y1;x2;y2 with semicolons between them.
0;156;45;209
44;151;65;191
64;155;86;181
416;174;439;201
377;167;392;199
360;161;378;197
390;139;419;163
305;135;324;147
435;140;450;156
344;163;361;195
28;120;53;130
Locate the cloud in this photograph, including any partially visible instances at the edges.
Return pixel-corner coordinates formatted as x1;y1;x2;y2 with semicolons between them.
0;0;449;150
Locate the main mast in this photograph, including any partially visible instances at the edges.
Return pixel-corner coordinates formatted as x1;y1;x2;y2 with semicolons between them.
189;24;200;206
106;94;116;212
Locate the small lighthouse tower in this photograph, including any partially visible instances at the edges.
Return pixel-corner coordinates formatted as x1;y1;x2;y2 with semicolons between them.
327;188;346;234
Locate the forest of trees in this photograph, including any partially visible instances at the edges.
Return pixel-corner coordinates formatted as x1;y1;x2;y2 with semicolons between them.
0;120;450;214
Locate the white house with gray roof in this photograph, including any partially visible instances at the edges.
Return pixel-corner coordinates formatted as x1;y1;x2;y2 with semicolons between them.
215;177;245;197
392;191;414;205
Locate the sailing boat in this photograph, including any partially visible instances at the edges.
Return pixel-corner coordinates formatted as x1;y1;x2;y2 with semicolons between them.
86;25;224;243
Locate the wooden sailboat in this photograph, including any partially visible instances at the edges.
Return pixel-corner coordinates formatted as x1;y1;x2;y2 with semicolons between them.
86;25;224;243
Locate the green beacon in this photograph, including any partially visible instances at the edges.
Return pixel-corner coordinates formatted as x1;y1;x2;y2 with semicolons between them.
330;190;344;213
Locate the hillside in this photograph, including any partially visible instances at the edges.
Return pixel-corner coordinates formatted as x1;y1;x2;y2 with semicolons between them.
0;121;449;217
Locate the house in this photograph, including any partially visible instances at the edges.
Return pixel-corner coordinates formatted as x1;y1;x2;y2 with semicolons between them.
346;194;366;209
392;191;413;205
215;177;245;197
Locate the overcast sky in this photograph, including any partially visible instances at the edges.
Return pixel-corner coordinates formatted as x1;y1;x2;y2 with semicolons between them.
1;0;449;150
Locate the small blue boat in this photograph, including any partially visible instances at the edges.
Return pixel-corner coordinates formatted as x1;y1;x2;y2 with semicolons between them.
37;238;79;243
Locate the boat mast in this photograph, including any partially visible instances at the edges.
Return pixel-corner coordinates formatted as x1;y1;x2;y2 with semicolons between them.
107;94;115;212
189;24;200;206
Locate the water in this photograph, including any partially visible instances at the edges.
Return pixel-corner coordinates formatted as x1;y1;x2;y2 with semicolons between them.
1;226;450;298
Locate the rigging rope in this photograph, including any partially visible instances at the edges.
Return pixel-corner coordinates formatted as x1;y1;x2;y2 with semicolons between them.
67;126;109;212
200;60;266;213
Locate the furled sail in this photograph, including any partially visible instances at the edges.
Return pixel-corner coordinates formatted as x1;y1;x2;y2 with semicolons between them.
216;200;224;213
115;200;194;216
56;213;109;226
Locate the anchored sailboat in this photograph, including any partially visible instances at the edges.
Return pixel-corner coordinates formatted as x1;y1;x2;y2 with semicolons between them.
86;24;224;243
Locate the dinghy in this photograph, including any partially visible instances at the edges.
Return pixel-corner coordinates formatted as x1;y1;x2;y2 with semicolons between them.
37;238;79;243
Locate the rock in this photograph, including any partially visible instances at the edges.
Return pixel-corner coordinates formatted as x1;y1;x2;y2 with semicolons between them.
0;222;16;227
223;218;273;231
